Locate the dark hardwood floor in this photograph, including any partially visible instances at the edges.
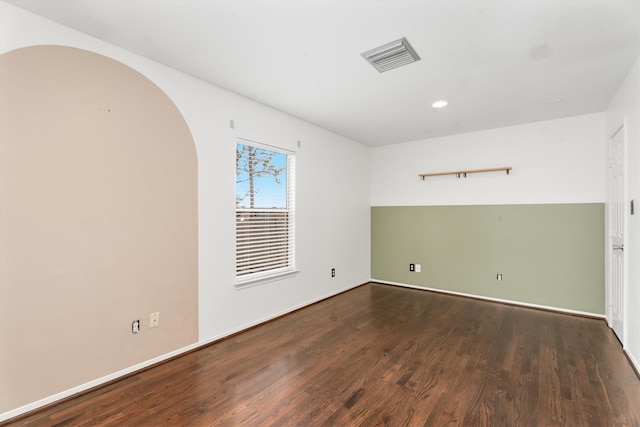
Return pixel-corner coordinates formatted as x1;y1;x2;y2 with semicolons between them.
4;282;640;426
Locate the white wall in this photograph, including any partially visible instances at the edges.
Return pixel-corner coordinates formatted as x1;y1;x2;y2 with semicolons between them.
1;2;370;418
606;57;640;372
371;113;606;206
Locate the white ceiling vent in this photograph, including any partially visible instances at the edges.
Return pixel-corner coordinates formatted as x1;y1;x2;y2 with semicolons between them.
361;37;421;73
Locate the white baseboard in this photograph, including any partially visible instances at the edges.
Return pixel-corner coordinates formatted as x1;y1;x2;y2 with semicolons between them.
624;349;640;377
0;340;203;422
3;279;612;422
375;280;640;378
210;281;368;343
0;281;366;423
372;279;606;319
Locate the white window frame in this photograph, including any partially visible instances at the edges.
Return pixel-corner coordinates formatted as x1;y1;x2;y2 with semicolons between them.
235;138;296;287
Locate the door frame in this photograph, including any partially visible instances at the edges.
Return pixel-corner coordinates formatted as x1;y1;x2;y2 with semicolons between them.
606;117;628;345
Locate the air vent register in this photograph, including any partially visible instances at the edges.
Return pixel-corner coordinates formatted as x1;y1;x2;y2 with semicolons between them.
361;37;421;72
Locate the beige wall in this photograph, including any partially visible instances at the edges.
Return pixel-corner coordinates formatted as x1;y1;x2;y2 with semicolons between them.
0;46;198;411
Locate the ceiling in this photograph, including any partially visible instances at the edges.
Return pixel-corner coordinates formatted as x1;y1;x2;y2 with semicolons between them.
5;0;640;146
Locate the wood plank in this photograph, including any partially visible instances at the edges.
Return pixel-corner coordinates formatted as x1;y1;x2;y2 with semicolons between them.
3;283;639;426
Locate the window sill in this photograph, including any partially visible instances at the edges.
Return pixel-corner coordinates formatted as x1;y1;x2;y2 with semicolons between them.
235;269;299;290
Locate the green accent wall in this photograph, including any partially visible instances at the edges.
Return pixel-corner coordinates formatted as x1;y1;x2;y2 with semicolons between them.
371;204;605;314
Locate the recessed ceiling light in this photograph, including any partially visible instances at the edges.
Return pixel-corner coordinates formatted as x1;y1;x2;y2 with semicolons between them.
432;100;448;108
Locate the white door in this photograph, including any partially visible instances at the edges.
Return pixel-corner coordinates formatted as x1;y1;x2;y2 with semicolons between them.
609;124;625;340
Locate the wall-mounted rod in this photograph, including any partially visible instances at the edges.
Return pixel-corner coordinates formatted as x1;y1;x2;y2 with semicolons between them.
419;167;512;180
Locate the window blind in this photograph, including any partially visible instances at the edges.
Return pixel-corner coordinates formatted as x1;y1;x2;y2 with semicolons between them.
235;141;295;283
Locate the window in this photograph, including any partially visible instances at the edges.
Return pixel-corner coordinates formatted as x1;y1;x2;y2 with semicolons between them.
235;139;296;285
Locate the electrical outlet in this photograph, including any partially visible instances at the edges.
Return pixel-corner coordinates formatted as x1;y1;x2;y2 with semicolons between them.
132;320;140;334
497;273;503;281
150;312;160;328
331;268;335;278
415;264;421;273
409;263;415;272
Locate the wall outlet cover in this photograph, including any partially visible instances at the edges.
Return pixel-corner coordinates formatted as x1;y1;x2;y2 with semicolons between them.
150;312;160;328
